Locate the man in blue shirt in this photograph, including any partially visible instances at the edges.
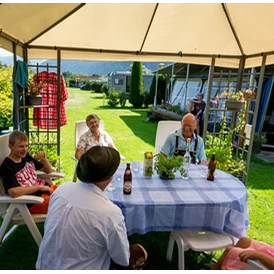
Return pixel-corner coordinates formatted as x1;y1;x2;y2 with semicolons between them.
161;113;207;164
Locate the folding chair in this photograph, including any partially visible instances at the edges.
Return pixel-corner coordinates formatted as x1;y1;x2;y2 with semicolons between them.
154;120;181;154
166;230;237;270
0;133;64;247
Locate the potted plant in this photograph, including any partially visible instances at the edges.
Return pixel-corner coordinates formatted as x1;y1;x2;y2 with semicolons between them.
252;132;267;154
154;153;185;179
214;90;256;111
26;79;47;106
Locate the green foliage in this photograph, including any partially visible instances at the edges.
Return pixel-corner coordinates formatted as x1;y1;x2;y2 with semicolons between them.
148;74;166;105
91;81;103;93
107;90;119;107
28;132;60;170
143;90;150;108
253;132;267;145
101;83;108;94
0;66;13;130
129;62;144;107
119;91;127;107
205;116;246;179
154;153;185;178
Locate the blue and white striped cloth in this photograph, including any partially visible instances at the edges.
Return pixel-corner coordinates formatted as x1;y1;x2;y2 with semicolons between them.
105;164;248;239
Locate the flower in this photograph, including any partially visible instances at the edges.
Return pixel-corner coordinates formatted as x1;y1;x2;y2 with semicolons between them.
27;79;47;96
243;89;256;99
216;90;244;102
215;89;256;103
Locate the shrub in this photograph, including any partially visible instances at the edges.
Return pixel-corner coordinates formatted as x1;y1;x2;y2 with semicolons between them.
91;81;103;93
129;62;144;107
119;91;127;107
107;91;119;107
101;83;108;95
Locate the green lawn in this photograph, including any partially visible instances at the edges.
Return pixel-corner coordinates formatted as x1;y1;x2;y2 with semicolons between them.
0;87;273;270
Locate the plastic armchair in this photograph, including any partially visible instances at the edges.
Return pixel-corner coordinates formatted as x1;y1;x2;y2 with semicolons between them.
166;230;237;270
246;259;268;270
72;120;125;182
0;133;64;247
155;120;181;154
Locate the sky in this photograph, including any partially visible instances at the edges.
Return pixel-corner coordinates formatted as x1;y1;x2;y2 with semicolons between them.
0;48;12;57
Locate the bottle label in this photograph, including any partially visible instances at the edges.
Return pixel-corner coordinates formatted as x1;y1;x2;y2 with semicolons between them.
124;180;132;193
144;152;153;176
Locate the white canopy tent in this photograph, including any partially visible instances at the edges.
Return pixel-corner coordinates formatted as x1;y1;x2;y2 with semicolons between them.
1;3;274;68
1;3;273;184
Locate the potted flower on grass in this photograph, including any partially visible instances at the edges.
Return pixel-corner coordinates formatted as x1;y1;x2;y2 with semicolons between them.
26;79;47;106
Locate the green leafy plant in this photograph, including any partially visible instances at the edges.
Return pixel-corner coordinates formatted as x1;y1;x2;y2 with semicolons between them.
119;91;127;107
27;79;47;96
205;115;246;179
107;90;119;107
253;132;267;145
28;132;60;170
154;153;185;178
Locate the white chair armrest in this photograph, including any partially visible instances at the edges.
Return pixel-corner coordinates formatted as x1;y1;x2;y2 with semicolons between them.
120;154;126;160
71;156;78;162
36;171;65;179
246;259;268;270
0;195;44;204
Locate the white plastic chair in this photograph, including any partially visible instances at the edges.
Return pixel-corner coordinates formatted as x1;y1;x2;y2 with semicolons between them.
246;259;268;270
155;120;181;154
0;133;64;247
166;230;237;270
72;120;126;182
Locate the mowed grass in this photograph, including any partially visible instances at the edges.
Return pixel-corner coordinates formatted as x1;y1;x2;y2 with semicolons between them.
0;87;273;269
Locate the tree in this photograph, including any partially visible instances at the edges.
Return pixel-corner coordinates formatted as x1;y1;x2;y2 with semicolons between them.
0;65;13;130
129;62;144;107
148;74;166;105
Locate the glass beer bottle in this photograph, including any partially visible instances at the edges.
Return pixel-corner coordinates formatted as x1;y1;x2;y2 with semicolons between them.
207;153;217;181
123;163;132;194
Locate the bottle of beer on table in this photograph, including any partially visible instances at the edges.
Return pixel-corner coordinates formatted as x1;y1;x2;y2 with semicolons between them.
207;153;217;181
123;162;132;195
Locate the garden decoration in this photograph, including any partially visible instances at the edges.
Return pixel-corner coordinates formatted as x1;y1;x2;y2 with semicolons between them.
26;79;47;106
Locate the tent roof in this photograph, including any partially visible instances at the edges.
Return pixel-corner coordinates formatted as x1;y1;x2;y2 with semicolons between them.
1;3;274;68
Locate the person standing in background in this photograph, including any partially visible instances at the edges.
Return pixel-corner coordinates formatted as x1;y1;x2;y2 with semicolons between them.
188;93;206;136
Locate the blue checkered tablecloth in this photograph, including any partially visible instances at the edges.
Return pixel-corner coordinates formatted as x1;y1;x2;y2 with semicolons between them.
105;163;248;238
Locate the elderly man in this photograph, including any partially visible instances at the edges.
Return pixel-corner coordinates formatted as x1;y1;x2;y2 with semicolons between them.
160;113;207;164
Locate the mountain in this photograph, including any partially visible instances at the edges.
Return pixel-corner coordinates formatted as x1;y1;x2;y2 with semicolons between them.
0;55;170;76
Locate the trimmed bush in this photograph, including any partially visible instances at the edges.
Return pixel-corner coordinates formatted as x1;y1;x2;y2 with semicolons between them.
129;62;144;107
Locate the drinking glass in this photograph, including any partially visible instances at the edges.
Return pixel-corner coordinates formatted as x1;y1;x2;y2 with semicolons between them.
200;158;209;178
106;177;116;192
115;171;123;182
132;161;140;173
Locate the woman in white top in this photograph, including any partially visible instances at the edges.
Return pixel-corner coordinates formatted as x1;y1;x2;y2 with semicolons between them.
75;114;116;160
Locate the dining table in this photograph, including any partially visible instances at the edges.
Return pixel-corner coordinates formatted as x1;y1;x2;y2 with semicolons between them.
104;163;249;239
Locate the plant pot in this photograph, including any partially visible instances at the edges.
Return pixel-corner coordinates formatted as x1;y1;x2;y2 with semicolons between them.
159;171;175;180
252;144;261;154
25;95;42;106
225;100;243;111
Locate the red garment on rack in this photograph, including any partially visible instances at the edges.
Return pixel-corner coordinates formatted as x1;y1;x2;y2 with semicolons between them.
33;71;68;129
